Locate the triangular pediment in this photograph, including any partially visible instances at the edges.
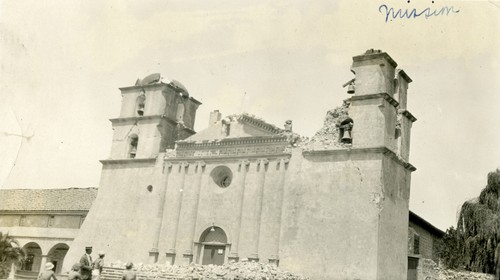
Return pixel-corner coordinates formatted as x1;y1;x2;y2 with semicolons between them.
183;113;284;142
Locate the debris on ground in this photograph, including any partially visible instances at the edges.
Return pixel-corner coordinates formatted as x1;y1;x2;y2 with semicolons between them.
108;260;308;280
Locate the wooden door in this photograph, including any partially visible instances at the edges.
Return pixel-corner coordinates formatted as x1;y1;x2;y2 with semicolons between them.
202;245;225;265
407;257;418;280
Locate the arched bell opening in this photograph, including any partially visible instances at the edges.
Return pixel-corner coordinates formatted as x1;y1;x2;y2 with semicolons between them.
128;134;139;158
195;226;229;265
176;102;185;124
136;91;146;116
339;117;354;144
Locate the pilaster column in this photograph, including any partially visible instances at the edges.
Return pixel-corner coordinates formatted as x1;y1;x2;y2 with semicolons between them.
150;161;172;263
229;159;250;261
39;255;48;272
183;161;206;264
167;161;189;264
249;158;268;261
269;158;289;265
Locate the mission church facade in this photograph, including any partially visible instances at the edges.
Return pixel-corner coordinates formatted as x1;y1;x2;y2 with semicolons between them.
54;50;417;279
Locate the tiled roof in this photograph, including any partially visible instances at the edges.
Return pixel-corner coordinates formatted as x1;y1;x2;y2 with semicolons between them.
409;210;445;238
0;188;97;211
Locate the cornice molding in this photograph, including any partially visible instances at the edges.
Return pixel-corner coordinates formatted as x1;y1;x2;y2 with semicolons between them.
303;146;416;172
118;83;202;105
350;93;399;108
109;115;177;125
6;236;75;241
100;158;157;165
397;69;413;83
0;210;88;215
177;136;288;148
119;82;168;92
401;110;417;122
165;154;291;164
352;52;398;68
178;126;196;135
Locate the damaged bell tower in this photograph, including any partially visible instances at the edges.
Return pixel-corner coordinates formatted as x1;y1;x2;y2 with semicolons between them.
346;49;416;278
280;49;417;279
348;48;416;158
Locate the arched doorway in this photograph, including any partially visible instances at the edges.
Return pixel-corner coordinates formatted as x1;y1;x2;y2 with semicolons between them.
47;243;69;274
17;242;42;279
199;226;228;265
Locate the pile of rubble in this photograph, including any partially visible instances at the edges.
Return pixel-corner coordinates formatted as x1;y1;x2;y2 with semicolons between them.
109;260;308;280
438;269;494;280
416;259;494;280
303;100;351;151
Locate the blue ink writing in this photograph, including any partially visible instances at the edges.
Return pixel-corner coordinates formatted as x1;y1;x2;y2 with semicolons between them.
379;4;460;22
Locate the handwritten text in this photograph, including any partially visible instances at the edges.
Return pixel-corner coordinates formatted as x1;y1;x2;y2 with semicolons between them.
379;4;460;22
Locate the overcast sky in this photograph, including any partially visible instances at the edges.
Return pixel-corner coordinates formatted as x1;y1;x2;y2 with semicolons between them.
1;0;499;231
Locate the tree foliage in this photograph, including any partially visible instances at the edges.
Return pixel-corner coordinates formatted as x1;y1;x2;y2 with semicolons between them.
0;232;26;278
441;168;500;274
441;226;465;269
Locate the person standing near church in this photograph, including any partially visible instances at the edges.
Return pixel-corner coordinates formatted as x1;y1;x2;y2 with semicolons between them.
79;246;93;280
93;251;105;280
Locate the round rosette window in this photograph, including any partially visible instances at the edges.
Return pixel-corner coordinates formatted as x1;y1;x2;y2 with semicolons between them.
210;166;233;188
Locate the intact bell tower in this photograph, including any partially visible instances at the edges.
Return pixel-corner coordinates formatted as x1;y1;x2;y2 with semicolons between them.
64;74;201;271
109;73;201;159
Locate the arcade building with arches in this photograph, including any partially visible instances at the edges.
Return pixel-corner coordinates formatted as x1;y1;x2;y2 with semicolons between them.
0;188;96;278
